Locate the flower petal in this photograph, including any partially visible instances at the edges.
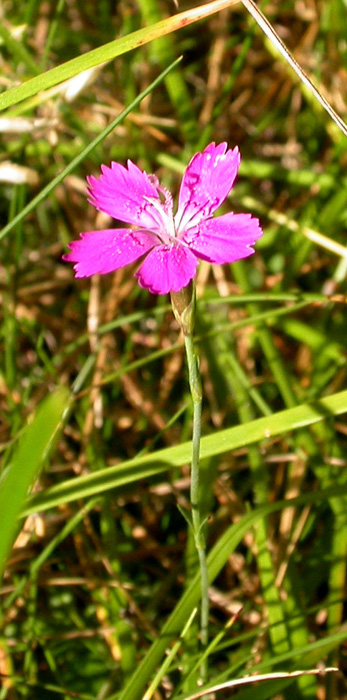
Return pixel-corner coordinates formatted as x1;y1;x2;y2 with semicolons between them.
63;228;157;278
87;160;164;230
175;143;240;232
135;243;198;295
184;212;263;263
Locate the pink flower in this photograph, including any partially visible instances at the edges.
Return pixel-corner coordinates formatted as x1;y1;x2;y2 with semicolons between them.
64;142;262;295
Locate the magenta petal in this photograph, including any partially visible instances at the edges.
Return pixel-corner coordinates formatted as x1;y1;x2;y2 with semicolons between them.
184;213;263;264
63;228;157;278
87;160;163;230
135;244;198;295
175;143;240;232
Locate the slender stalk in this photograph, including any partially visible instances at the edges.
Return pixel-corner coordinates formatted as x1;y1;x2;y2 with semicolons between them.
184;332;209;681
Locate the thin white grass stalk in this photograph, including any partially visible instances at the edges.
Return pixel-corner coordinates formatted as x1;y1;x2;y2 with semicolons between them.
183;667;339;700
300;227;347;259
240;195;347;259
268;207;347;259
240;0;347;138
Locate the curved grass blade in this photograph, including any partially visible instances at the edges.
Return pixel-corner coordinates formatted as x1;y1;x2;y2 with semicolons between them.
180;668;338;700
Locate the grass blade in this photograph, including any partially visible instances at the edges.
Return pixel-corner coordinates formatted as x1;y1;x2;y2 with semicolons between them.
22;389;347;514
117;485;347;700
0;387;70;583
240;0;347;137
0;57;182;242
0;0;238;112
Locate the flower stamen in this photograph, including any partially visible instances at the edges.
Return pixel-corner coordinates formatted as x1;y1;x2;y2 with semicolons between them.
143;189;177;242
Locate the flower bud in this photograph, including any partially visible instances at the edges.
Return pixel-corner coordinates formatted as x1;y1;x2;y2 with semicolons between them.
170;282;195;335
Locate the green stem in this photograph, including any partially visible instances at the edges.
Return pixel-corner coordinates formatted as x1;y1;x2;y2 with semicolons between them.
184;332;209;681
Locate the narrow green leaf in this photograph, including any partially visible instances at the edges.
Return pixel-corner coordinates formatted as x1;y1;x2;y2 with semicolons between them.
0;0;237;111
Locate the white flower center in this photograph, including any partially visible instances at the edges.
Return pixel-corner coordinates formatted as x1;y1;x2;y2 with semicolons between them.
144;176;177;245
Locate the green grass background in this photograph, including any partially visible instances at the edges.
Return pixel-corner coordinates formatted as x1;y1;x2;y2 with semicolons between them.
1;0;347;698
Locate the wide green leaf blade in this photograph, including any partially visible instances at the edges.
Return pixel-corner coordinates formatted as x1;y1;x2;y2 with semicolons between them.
0;387;70;582
23;389;347;515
